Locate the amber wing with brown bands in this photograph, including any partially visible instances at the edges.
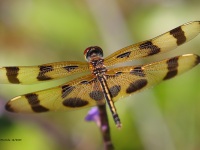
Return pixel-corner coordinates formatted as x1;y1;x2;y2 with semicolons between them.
104;21;200;66
0;61;88;84
105;54;199;102
5;74;106;113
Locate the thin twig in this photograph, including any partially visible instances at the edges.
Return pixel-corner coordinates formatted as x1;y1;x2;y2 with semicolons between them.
98;105;114;150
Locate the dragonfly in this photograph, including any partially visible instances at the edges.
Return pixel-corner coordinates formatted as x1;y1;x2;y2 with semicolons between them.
2;21;200;128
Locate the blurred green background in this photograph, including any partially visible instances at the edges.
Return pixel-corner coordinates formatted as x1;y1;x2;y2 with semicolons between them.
0;0;200;150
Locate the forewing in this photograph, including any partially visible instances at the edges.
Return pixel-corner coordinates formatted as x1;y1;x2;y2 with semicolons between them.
105;54;199;102
104;21;200;66
5;74;106;113
0;61;88;84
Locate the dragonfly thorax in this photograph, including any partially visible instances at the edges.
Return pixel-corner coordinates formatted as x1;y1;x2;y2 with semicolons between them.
90;59;107;76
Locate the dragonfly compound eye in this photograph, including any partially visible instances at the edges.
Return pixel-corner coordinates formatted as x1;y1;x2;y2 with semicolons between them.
84;46;103;61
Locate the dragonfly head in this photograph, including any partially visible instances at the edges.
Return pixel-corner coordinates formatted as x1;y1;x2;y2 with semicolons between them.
84;46;103;62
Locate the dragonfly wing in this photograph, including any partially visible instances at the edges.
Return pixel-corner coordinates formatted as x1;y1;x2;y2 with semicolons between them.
105;54;199;102
5;74;106;113
104;21;200;66
0;61;88;84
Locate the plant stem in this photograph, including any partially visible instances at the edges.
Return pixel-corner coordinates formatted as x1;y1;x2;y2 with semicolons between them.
98;105;114;150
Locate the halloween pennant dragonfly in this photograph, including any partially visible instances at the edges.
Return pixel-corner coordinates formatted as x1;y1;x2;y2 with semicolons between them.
2;21;200;128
